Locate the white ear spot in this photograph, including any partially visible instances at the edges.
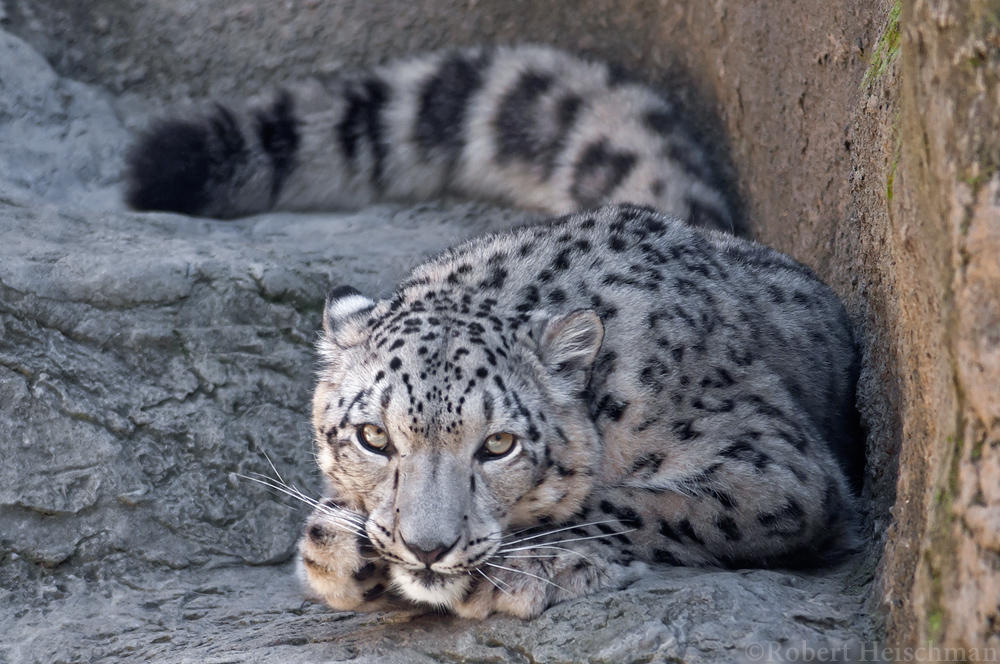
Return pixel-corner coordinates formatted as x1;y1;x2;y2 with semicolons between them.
537;309;604;372
323;286;375;335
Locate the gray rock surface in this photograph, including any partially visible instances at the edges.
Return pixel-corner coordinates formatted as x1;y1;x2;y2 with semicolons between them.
0;27;874;664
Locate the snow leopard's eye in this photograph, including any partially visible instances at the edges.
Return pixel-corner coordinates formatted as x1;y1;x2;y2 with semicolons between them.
477;432;518;460
357;423;391;454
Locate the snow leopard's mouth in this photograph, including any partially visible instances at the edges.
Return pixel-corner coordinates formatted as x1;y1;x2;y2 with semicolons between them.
414;568;446;587
389;565;473;607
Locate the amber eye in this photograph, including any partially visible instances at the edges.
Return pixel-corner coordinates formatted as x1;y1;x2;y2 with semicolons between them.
358;423;390;453
479;432;517;459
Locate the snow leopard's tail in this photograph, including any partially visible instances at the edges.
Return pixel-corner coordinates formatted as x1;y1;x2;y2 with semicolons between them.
126;46;734;231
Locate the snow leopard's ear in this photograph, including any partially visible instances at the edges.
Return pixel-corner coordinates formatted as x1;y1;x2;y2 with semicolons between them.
534;309;605;374
322;286;375;339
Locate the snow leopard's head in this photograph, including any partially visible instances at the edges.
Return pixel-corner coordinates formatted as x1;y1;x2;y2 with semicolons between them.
311;284;604;607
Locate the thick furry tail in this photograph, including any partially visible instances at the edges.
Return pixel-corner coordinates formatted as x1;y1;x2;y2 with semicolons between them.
126;46;733;231
126;91;301;218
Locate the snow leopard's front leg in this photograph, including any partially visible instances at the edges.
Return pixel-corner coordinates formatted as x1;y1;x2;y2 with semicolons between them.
296;499;402;612
453;526;649;619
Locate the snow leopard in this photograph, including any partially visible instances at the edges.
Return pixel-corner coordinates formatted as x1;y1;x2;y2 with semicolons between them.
126;45;862;619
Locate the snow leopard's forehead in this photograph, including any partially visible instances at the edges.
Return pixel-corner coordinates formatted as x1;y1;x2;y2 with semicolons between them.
335;296;545;447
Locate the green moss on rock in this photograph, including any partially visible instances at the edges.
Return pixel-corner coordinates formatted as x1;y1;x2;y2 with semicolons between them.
863;0;902;89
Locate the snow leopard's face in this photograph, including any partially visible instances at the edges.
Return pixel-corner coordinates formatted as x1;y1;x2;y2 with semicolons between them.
311;286;604;606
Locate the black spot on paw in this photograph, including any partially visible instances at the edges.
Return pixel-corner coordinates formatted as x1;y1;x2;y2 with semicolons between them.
362;583;386;602
300;553;323;571
357;536;376;557
353;562;377;581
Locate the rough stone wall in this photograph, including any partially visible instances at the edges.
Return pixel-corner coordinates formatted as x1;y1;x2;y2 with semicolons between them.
2;0;997;655
875;0;1000;651
806;0;1000;652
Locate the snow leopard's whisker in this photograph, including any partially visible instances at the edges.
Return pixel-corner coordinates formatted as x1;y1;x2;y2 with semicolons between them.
244;472;367;526
236;473;367;536
500;553;562;559
503;544;598;565
498;524;539;540
260;450;286;485
239;472;327;513
239;475;366;532
499;519;627;547
477;568;511;595
498;528;636;553
485;562;569;593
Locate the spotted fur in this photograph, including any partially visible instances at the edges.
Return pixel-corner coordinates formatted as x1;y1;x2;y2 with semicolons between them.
126;45;732;231
127;47;862;619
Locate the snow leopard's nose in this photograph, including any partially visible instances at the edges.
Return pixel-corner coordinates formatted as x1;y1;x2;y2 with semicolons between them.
396;450;469;564
402;535;458;567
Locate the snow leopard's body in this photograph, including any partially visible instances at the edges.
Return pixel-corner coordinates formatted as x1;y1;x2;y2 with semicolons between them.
127;46;861;619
